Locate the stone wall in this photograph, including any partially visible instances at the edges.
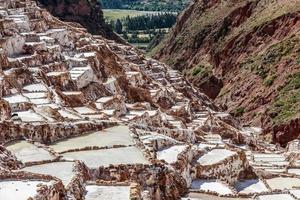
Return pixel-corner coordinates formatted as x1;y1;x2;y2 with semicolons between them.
0;121;116;144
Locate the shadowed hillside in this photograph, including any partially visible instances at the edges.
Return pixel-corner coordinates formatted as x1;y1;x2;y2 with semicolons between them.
37;0;124;43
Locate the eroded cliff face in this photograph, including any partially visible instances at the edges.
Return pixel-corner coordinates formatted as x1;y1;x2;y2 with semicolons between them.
153;0;300;145
37;0;124;43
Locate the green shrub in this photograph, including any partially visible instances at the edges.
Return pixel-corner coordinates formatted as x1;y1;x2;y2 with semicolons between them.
290;72;300;89
269;72;300;124
232;107;245;117
192;66;202;76
263;74;277;87
296;54;300;65
191;64;212;77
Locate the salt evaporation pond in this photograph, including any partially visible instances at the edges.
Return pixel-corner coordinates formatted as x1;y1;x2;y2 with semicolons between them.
22;162;74;186
156;145;187;163
290;189;300;198
0;180;52;200
3;94;28;104
253;153;288;166
191;179;233;195
266;177;300;190
57;109;81;120
73;106;97;114
235;179;268;194
23;92;47;99
13;110;45;122
62;146;149;168
186;193;251;200
23;83;48;92
85;185;130;200
198;143;217;149
288;168;300;175
50;125;134;152
197;149;236;165
5;140;54;163
253;153;286;162
257;194;295;200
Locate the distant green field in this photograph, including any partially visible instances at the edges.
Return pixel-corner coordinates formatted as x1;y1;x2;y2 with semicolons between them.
103;9;174;51
103;9;160;20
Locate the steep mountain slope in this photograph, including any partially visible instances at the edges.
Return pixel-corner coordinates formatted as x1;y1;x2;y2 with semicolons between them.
153;0;300;145
37;0;124;43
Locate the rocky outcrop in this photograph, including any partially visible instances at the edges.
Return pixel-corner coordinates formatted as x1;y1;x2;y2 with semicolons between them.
0;121;115;144
0;99;11;120
153;0;300;145
0;145;20;170
264;118;300;146
90;164;187;200
37;0;124;43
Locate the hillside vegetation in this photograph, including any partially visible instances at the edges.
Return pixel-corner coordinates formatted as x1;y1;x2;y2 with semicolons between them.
100;0;189;12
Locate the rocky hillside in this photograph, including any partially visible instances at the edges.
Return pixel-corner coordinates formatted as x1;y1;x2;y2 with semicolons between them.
37;0;124;43
153;0;300;145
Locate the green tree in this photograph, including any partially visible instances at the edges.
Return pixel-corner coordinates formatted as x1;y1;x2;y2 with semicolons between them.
115;19;123;34
122;32;128;39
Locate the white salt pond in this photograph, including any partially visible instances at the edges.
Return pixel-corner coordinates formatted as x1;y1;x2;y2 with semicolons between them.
3;94;28;104
191;179;233;195
50;125;134;153
22;162;74;186
198;143;217;149
96;96;114;103
253;166;286;173
13;110;45;122
156;145;187;163
46;71;66;76
23;92;47;99
5;141;54;163
288;168;300;175
85;185;130;200
23;83;48;92
62;91;82;96
289;189;300;198
57;109;81;120
129;110;157;117
83;114;106;120
37;103;59;109
266;177;300;190
0;180;52;200
30;98;50;105
235;179;268;194
101;109;115;116
186;193;251;200
253;153;286;162
73;106;97;114
197;149;236;165
140;133;179;146
62;146;149;168
203;134;224;144
257;194;295;200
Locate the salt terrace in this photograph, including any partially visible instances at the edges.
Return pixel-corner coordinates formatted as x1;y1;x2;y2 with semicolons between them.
1;0;300;199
